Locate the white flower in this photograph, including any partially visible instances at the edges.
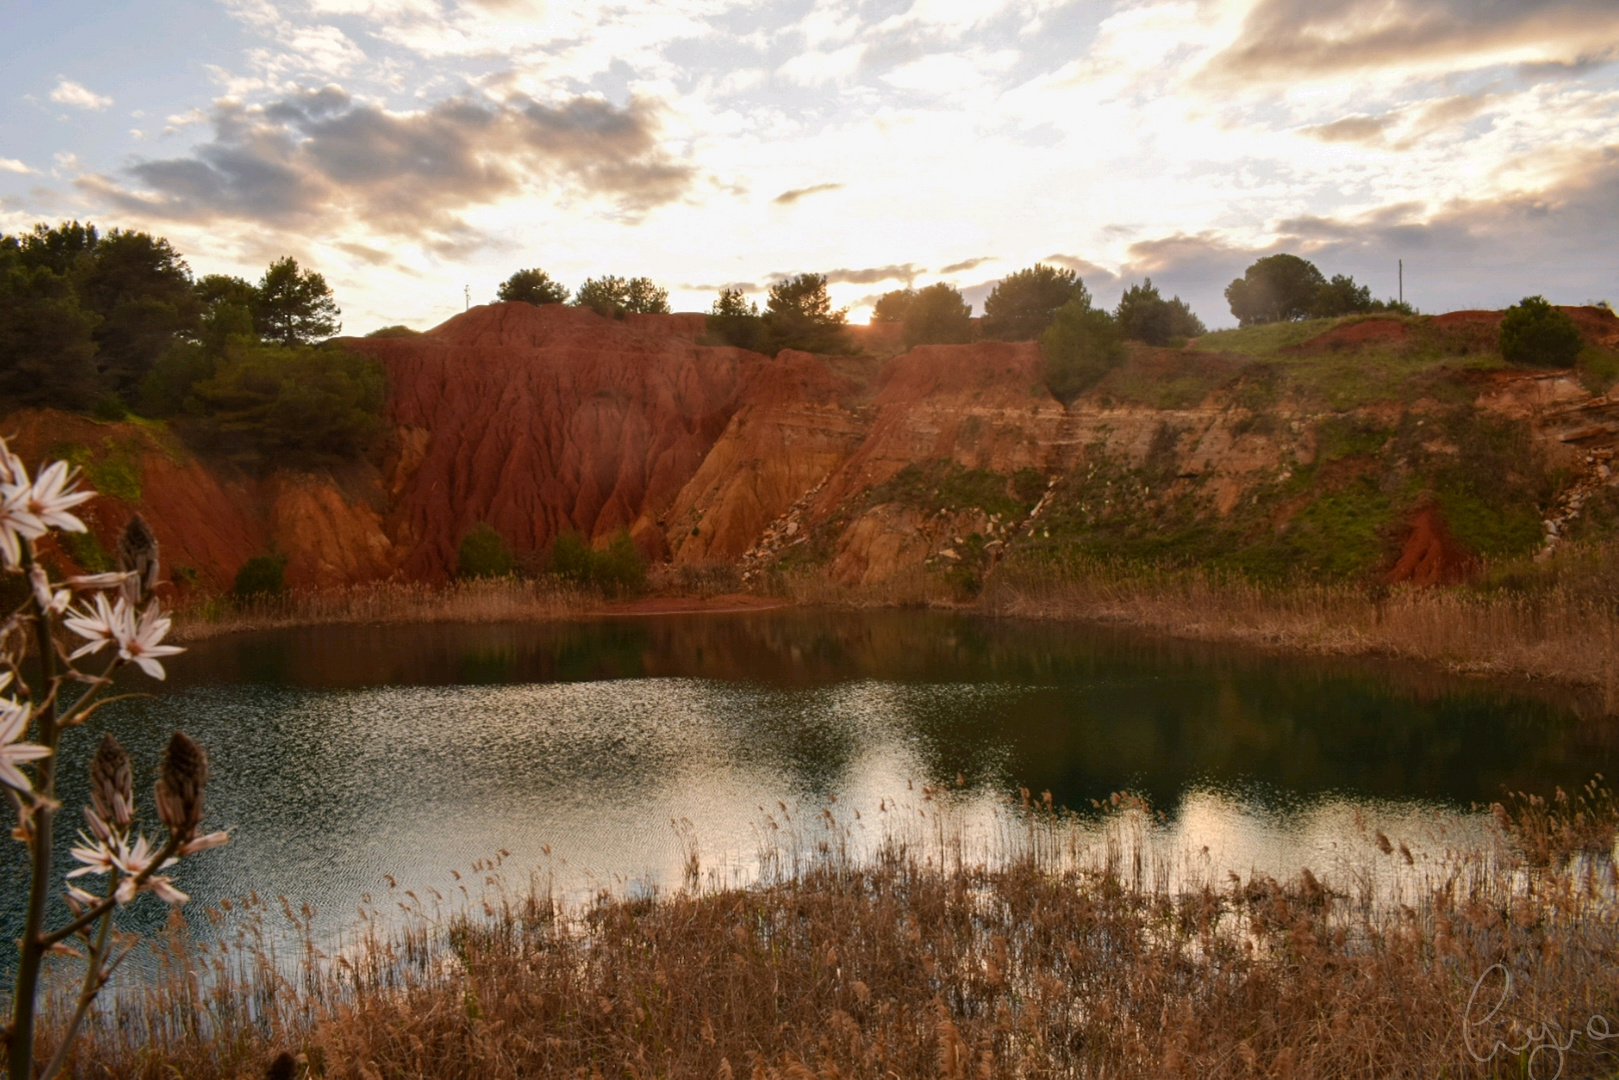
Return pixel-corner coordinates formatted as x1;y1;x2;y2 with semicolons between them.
109;835;185;905
119;601;183;680
28;566;70;616
65;593;120;660
0;695;48;793
0;477;44;570
24;460;94;533
66;833;118;878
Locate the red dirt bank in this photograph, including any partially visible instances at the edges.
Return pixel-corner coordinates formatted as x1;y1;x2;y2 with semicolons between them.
11;303;1619;594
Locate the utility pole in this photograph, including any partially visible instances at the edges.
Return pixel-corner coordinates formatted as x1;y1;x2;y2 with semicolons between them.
1398;260;1403;307
464;284;470;312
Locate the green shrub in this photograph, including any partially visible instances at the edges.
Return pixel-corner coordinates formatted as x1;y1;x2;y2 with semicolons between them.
547;529;646;595
705;289;770;351
1040;299;1126;404
1499;296;1583;368
457;523;516;579
593;531;647;596
982;264;1086;341
365;325;422;338
59;529;113;573
496;268;568;306
902;283;972;347
233;553;287;599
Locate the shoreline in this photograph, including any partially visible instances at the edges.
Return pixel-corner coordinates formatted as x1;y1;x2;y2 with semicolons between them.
170;574;1619;712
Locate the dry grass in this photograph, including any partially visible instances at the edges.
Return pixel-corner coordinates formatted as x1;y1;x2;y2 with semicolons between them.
171;578;593;642
33;788;1619;1080
978;553;1619;711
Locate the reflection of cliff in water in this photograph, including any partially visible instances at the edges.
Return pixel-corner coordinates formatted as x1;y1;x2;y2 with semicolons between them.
164;611;1618;808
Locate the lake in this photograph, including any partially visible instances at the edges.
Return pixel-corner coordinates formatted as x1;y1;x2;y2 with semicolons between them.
5;610;1615;951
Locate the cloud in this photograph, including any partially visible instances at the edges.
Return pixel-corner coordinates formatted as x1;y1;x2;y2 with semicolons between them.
937;256;995;274
1043;253;1119;287
773;182;843;205
1304;115;1390;144
1103;149;1619;324
0;159;33;175
80;85;695;244
50;79;113;111
1203;0;1619;83
819;264;923;286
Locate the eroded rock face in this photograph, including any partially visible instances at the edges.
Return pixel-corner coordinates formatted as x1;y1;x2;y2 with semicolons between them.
14;303;1619;594
347;303;757;579
664;350;865;564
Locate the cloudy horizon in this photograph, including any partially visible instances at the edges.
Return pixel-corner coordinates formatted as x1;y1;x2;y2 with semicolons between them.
3;0;1617;333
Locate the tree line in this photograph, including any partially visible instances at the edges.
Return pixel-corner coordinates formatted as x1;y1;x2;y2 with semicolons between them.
1;221;382;469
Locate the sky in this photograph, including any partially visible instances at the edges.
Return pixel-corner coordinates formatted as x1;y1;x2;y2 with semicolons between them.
2;0;1618;332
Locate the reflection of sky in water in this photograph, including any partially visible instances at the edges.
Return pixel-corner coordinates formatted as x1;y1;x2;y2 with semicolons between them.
3;612;1610;954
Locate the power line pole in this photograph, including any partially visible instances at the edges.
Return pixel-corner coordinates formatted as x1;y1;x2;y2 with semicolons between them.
1398;260;1403;307
464;285;470;312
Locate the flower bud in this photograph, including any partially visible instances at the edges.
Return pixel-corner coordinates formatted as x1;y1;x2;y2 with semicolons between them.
155;731;207;841
89;732;133;831
116;514;161;605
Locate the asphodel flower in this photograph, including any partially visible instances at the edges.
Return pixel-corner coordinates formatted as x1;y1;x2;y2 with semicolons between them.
0;472;44;570
64;594;184;679
120;601;183;680
111;835;184;905
23;460;94;533
0;682;49;794
64;593;120;659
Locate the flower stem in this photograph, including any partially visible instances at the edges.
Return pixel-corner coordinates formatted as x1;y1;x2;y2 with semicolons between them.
7;541;61;1080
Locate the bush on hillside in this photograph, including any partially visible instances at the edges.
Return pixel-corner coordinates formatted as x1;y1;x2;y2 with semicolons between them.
764;273;847;353
705;288;769;351
497;268;569;306
458;523;516;578
1113;279;1205;345
902;283;973;347
1225;255;1325;326
233;553;287;599
576;275;670;317
870;289;914;323
1041;297;1126;405
548;530;647;595
982;264;1087;341
1500;296;1584;369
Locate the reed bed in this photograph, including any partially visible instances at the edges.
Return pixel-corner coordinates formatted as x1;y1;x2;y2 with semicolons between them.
31;785;1619;1079
980;553;1619;709
172;578;592;641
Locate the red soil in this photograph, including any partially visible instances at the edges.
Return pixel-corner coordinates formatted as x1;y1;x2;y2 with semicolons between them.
346;304;777;580
1384;506;1478;586
1296;318;1409;350
3;411;263;592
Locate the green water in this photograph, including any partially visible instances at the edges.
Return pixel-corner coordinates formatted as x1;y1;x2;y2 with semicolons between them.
4;610;1613;948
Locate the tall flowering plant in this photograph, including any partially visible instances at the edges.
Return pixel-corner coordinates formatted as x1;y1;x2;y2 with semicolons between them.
0;436;226;1079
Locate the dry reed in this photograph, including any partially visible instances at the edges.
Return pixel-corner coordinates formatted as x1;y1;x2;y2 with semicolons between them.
979;553;1619;710
171;579;592;641
34;787;1619;1079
